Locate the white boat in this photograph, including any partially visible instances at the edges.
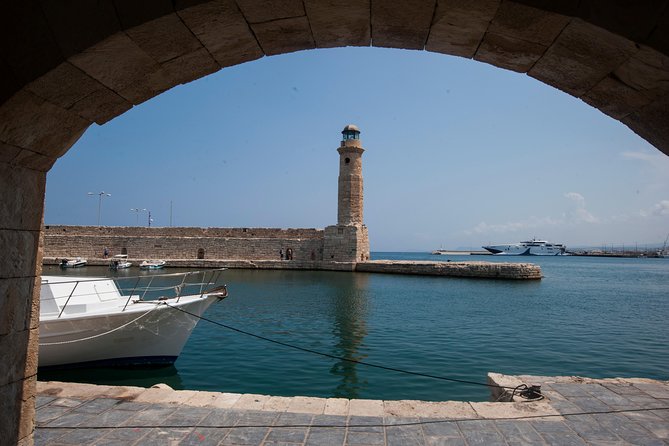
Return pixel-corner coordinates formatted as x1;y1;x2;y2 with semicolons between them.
140;259;166;269
38;269;228;369
109;254;132;270
482;239;566;256
60;257;87;268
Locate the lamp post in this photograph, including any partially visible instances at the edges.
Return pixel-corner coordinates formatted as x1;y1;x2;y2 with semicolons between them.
147;210;153;227
130;208;147;226
87;191;111;226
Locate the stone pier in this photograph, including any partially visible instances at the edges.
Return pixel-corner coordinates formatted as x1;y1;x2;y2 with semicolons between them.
34;374;669;445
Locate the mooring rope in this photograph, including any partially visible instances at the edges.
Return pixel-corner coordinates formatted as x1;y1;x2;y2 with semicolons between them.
163;302;521;391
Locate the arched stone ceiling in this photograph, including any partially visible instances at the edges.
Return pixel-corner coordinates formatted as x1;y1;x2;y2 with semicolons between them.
1;0;668;174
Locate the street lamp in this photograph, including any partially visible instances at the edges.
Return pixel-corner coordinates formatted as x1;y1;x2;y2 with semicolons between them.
87;191;111;226
147;210;154;227
130;208;147;226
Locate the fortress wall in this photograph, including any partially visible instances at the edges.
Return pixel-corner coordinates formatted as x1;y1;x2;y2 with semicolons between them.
44;225;325;261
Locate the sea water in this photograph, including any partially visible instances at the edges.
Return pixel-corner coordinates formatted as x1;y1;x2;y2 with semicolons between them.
39;254;669;402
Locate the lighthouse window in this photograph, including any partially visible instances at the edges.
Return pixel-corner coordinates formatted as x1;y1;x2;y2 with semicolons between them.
345;157;350;164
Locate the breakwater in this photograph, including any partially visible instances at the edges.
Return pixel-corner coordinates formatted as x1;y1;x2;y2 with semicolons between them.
43;257;542;279
357;260;542;279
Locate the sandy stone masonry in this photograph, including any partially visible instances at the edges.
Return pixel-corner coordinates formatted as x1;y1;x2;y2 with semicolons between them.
3;1;669;444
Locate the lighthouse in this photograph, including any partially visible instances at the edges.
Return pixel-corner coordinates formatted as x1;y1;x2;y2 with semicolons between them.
323;125;370;263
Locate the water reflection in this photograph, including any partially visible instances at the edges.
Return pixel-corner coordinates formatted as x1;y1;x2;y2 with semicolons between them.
38;364;184;389
327;273;369;399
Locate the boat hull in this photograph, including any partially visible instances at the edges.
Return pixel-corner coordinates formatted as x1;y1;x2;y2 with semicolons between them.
483;245;565;255
39;295;218;369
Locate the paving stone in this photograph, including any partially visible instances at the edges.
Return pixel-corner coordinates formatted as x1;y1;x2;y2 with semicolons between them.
136;427;192;445
345;430;386;445
180;426;231;446
306;426;346;445
420;419;463;439
386;422;425;446
112;401;150;412
95;427;151;443
495;419;547;445
76;398;121;414
36;405;71;424
200;408;243;428
563;414;622;443
33;427;70;444
48;426;108;445
78;408;135;427
161;406;213;427
536;430;588;445
264;426;308;443
275;412;313;426
312;414;348;427
222;426;269;445
44;411;95;428
348;416;384;432
36;395;56;408
457;419;506;445
124;406;178;426
569;396;614;412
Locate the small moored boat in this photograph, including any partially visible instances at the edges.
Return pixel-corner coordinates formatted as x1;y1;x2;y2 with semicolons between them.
60;257;87;268
39;269;228;369
109;254;132;270
140;259;166;269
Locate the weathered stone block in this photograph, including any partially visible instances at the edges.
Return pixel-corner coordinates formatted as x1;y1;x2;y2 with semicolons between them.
68;33;172;105
161;47;220;86
0;328;30;388
488;1;570;46
475;32;548;73
622;92;669;157
305;0;371;48
426;0;500;58
529;19;637;96
0;230;40;279
125;13;203;64
582;75;651;120
0;278;36;336
0;162;46;231
176;0;263;68
372;0;436;49
0;90;90;158
236;0;305;24
251;16;315;56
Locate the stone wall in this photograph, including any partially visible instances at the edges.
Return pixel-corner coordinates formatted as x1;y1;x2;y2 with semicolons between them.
323;225;370;262
44;225;325;262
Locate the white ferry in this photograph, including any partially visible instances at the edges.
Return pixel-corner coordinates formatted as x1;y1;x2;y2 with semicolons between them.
482;239;566;256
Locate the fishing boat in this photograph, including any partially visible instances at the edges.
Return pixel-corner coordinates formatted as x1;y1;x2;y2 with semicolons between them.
140;259;166;269
38;269;228;369
60;257;87;268
109;254;132;270
483;239;566;255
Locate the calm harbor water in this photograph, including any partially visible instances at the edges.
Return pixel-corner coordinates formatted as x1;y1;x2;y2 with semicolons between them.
39;253;669;402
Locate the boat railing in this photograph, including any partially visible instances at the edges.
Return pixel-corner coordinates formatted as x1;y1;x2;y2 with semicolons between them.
42;268;227;317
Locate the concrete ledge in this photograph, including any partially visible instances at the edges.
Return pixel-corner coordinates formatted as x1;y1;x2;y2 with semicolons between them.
42;257;358;271
356;260;542;280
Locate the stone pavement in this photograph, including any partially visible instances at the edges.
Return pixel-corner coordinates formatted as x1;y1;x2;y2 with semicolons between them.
35;374;669;445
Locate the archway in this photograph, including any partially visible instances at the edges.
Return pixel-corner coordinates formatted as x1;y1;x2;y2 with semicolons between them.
2;1;668;443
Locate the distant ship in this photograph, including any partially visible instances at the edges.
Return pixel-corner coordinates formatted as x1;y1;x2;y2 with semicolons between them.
482;239;567;256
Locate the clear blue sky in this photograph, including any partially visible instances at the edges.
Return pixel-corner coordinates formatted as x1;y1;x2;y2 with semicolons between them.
45;47;669;251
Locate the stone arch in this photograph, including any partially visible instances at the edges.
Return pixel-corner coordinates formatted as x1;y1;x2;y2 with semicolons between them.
2;1;669;443
197;247;205;259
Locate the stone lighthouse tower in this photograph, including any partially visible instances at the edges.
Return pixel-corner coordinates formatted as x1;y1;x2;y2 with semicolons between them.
323;125;370;263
